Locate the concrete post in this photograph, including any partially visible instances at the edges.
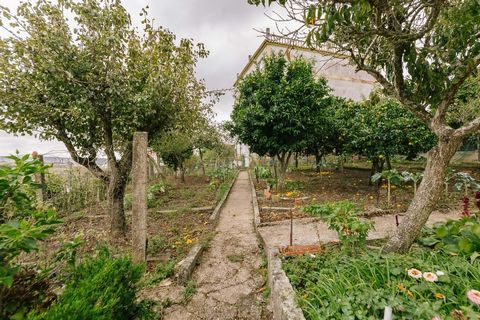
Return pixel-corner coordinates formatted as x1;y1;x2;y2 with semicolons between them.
132;132;148;263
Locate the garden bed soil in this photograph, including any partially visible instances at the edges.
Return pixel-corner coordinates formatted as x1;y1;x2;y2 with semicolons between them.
30;174;229;271
254;167;477;223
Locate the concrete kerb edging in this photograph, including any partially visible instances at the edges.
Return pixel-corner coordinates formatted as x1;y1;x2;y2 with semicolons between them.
209;170;240;222
248;171;306;320
174;170;240;285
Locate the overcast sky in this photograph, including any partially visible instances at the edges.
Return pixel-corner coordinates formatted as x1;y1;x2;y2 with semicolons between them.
0;0;277;155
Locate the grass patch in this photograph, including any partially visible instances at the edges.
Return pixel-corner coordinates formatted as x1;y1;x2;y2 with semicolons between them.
182;280;196;304
227;254;245;263
144;260;176;286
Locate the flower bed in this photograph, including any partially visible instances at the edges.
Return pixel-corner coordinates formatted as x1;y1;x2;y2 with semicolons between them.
283;247;480;319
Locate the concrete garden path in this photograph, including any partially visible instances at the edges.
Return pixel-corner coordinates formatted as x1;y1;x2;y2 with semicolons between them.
258;209;461;249
164;171;271;320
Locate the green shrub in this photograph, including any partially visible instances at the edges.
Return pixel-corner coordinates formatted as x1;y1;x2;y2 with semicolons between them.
45;170;105;215
284;249;480;319
0;154;59;318
208;167;233;184
254;166;271;179
285;180;305;191
32;248;151;320
147;234;168;256
302;200;373;253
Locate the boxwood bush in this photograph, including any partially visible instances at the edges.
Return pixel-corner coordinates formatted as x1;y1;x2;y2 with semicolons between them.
31;248;152;320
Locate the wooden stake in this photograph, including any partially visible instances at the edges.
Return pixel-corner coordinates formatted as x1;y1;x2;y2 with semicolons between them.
132;132;148;263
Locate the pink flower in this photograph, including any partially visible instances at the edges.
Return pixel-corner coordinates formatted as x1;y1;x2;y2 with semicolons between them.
432;317;441;320
407;268;422;279
423;272;438;282
467;289;480;305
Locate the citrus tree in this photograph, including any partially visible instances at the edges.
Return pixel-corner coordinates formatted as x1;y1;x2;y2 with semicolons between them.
338;93;436;177
249;0;480;252
0;0;209;235
303;97;345;172
228;54;333;190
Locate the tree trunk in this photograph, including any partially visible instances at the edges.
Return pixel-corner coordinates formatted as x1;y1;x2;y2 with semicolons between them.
108;171;127;236
384;138;461;253
369;158;378;186
315;153;323;173
294;153;299;169
199;148;205;176
179;163;186;183
386;155;392;170
277;152;292;191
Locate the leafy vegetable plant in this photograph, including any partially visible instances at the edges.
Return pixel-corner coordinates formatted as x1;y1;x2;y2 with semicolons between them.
371;169;403;207
401;170;423;194
419;217;480;262
303;200;373;254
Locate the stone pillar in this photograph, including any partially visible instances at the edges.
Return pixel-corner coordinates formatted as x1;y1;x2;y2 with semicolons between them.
132;132;148;263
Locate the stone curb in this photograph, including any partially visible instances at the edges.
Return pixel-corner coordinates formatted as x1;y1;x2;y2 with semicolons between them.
174;170;240;285
249;171;306;320
209;170;240;222
174;243;204;285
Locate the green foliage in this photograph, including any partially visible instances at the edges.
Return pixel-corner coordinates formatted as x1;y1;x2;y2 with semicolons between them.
144;260;176;286
182;280;196;304
284;180;305;192
146;234;168;256
125;181;169;210
53;234;83;268
302;201;373;253
32;248;150;320
208;167;234;184
254;166;271;179
371;169;403;185
0;0;211;233
419;218;480;261
0;210;59;288
454;172;479;196
283;249;480;319
338;94;436;163
229;54;335;188
0;154;59;288
45;170;106;215
401;170;424;194
0;154;49;221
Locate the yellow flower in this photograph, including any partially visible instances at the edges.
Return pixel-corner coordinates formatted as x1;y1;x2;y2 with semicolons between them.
397;283;407;292
406;290;414;298
186;239;193;245
285;191;294;197
434;293;445;299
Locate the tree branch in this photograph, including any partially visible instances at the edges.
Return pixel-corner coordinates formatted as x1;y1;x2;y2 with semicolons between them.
57;129;108;182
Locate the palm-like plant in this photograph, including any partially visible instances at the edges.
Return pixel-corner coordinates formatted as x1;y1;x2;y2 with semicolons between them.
371;169;403;207
401;171;424;195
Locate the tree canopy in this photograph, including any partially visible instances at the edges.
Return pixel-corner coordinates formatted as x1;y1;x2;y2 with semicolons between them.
338;93;436;172
0;0;209;234
228;54;334;189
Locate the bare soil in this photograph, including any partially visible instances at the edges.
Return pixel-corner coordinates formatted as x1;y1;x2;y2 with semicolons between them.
33;174;225;269
255;167;480;223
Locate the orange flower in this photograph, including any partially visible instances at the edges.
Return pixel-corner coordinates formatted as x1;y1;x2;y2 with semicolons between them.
434;293;445;299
